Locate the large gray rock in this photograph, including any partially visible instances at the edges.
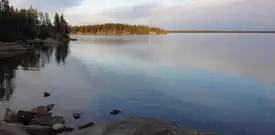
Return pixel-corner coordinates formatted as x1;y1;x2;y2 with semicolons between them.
29;104;55;116
30;116;65;127
0;121;30;135
17;111;36;125
64;117;219;135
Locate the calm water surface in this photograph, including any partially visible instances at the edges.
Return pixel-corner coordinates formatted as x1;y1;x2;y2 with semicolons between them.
1;34;275;135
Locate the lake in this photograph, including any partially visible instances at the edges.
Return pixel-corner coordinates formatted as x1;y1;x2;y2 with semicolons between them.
1;34;275;135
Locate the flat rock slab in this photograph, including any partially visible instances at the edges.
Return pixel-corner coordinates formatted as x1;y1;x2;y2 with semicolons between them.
65;117;218;135
30;116;65;127
0;121;30;135
24;125;52;135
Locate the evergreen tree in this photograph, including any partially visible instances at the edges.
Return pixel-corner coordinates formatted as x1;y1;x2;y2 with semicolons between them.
0;0;70;42
54;12;60;33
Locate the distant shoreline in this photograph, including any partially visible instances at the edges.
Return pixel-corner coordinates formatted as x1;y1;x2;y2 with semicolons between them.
168;30;275;33
71;33;167;35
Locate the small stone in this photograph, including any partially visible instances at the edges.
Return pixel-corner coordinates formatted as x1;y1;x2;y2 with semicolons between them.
78;122;95;129
110;109;121;115
44;92;50;97
17;111;36;125
4;108;19;123
73;113;82;119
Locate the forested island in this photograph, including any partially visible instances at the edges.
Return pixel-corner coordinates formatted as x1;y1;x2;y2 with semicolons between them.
0;0;70;42
168;30;275;33
71;23;168;35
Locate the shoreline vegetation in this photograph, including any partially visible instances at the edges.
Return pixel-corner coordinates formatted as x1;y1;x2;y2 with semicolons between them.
168;30;275;33
0;0;70;59
71;23;168;35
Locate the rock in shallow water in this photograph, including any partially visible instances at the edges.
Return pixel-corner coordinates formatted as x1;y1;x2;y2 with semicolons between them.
78;122;95;130
72;113;82;119
52;123;74;134
4;108;19;123
24;125;52;135
65;117;219;135
44;92;50;97
110;109;121;115
30;116;65;127
0;121;29;135
17;111;36;125
30;104;55;116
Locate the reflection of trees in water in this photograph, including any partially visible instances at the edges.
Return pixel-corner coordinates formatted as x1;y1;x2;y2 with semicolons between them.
20;47;53;70
0;61;16;101
55;43;70;65
0;56;20;101
0;44;69;101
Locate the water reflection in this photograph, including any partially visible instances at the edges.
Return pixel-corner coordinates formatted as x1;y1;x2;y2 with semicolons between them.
55;43;70;64
0;43;70;101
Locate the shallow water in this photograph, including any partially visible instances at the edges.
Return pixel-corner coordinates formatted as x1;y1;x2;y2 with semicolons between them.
1;34;275;135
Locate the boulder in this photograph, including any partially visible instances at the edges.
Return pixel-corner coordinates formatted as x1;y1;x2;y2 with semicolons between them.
29;104;55;116
17;111;36;125
30;116;65;127
4;108;19;123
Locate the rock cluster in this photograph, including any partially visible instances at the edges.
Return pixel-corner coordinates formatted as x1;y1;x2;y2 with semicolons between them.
2;105;74;135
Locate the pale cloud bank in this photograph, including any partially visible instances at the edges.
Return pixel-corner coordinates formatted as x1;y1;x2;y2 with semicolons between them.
10;0;275;30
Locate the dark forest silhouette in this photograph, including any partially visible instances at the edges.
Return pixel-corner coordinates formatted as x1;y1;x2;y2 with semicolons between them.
0;0;70;42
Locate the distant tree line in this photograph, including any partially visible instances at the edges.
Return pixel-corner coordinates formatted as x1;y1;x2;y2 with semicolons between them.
0;0;70;42
71;23;167;35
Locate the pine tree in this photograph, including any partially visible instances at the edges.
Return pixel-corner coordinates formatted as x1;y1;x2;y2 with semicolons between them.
54;12;60;33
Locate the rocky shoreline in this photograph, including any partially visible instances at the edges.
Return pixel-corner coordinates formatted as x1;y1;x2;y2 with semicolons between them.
1;93;219;135
0;36;73;59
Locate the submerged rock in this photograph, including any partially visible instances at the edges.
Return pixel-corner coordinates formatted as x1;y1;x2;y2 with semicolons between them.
78;122;95;130
30;116;65;127
72;113;82;119
4;108;19;123
110;109;121;115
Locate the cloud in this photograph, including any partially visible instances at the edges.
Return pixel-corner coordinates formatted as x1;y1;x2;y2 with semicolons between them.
10;0;275;30
10;0;83;13
64;0;275;30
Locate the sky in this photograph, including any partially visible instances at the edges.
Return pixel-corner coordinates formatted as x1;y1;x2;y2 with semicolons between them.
10;0;275;30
